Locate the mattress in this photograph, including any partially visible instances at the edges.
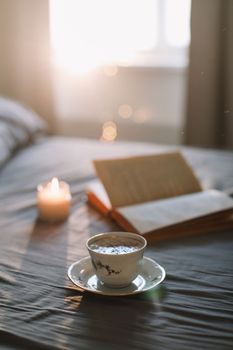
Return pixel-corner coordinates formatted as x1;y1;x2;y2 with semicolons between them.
0;133;233;350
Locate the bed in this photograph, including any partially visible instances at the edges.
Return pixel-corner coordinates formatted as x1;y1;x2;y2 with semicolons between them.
1;97;233;350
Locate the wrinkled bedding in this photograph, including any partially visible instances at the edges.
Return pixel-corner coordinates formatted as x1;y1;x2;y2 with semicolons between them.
0;135;233;350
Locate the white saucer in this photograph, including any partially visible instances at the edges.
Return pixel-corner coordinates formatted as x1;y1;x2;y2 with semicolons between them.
67;256;166;296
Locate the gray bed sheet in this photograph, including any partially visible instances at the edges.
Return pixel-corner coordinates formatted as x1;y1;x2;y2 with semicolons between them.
0;136;233;350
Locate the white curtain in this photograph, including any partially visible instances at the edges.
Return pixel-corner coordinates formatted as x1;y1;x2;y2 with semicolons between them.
185;0;233;149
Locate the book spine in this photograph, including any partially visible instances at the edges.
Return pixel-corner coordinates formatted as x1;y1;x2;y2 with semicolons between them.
87;191;110;216
111;210;140;235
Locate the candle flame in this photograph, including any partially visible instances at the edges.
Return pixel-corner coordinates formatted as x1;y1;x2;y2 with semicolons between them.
51;177;59;193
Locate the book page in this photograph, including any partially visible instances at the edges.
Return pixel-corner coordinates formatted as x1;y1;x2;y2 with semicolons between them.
117;190;233;234
94;152;202;208
86;180;111;212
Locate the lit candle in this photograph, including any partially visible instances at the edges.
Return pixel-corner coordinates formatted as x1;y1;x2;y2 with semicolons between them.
37;177;71;222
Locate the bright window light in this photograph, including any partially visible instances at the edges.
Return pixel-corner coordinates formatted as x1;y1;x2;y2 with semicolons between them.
165;0;191;47
49;0;191;73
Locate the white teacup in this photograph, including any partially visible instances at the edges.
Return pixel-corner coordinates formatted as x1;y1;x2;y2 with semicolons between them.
86;232;147;288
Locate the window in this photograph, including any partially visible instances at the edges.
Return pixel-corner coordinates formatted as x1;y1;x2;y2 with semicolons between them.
50;0;191;73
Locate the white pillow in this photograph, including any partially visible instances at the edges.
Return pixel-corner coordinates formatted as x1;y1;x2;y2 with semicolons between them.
0;96;47;168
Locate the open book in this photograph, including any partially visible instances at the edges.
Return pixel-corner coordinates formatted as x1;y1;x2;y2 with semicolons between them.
87;152;233;242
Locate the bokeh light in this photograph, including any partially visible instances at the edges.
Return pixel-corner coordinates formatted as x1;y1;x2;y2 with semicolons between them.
133;108;151;124
104;65;118;77
118;104;133;119
101;121;117;141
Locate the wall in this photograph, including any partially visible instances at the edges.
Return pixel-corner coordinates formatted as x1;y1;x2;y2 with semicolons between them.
53;64;188;144
0;0;55;129
185;0;233;149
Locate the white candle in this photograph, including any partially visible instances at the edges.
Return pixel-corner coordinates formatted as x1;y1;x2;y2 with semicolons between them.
37;177;71;222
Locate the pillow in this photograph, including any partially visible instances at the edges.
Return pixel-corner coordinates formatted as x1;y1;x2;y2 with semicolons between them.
0;96;48;168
